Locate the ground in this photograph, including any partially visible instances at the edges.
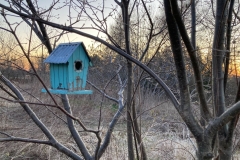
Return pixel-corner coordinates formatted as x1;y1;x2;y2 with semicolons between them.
0;81;240;159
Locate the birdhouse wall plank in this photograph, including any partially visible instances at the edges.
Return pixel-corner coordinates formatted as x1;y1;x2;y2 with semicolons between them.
77;47;85;88
63;63;69;89
82;62;88;88
80;47;88;88
54;64;60;89
72;48;82;90
53;64;59;89
58;63;68;89
80;46;88;88
50;64;55;89
58;65;63;89
67;54;74;91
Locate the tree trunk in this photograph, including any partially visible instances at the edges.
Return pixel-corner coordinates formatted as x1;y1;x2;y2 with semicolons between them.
197;140;214;160
126;61;134;160
218;139;233;160
212;1;232;159
121;1;135;159
132;101;148;160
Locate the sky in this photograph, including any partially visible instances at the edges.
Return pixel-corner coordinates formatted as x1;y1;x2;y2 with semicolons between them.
1;0;119;48
1;0;240;73
0;0;121;70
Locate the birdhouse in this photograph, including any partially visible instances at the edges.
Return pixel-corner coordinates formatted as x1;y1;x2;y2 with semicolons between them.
41;42;93;94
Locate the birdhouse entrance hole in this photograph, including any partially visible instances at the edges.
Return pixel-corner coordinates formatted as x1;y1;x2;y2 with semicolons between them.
75;60;82;71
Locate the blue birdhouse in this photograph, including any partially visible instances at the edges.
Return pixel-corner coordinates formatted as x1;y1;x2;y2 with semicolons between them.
41;42;93;95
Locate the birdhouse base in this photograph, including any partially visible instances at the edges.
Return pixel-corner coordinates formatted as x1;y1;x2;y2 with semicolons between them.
41;88;93;95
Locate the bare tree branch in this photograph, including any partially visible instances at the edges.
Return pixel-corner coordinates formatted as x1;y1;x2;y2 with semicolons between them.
61;94;91;159
164;0;203;140
26;0;53;53
97;71;126;158
0;135;51;145
170;0;211;122
87;81;119;103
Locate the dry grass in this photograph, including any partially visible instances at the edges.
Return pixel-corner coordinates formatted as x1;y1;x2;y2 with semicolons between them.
0;80;194;160
1;81;240;159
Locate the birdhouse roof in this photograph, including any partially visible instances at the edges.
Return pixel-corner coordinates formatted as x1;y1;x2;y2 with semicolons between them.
44;42;92;64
